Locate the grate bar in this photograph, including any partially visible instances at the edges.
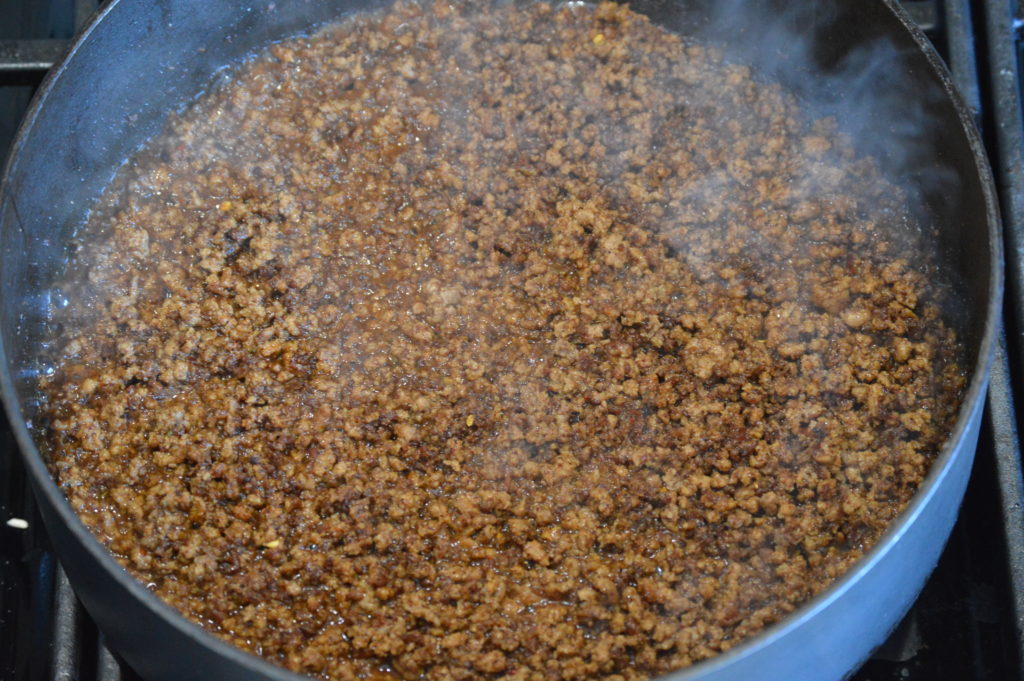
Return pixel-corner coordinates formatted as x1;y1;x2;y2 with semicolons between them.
981;0;1024;670
983;0;1024;337
48;567;85;681
0;39;65;74
944;0;983;117
96;638;124;681
988;329;1024;673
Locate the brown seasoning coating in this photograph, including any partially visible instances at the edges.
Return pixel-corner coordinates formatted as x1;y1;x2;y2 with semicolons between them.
44;2;965;681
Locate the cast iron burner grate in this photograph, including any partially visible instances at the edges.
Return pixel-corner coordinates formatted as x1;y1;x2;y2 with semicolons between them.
1;1;1023;680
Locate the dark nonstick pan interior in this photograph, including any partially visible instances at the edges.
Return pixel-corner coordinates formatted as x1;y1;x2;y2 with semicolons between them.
0;1;1001;680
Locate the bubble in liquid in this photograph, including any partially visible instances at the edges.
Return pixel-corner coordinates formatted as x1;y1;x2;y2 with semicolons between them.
50;287;70;312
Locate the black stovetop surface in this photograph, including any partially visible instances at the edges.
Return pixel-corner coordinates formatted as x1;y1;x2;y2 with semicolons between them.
2;1;1024;680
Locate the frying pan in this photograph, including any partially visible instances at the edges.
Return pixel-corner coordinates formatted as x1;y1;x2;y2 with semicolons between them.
0;1;1002;680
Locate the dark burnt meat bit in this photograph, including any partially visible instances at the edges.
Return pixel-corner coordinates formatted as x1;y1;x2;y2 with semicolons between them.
43;2;965;680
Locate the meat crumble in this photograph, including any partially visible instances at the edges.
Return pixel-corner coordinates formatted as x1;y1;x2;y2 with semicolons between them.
43;2;965;680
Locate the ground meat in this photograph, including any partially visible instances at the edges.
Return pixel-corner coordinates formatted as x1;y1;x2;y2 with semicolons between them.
43;2;965;680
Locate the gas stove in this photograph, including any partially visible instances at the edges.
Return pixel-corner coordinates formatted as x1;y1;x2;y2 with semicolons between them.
1;2;1023;680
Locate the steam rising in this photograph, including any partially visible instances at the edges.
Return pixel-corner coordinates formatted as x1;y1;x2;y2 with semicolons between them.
695;0;958;218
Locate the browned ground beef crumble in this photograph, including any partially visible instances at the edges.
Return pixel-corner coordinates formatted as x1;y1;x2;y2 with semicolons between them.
44;2;965;680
